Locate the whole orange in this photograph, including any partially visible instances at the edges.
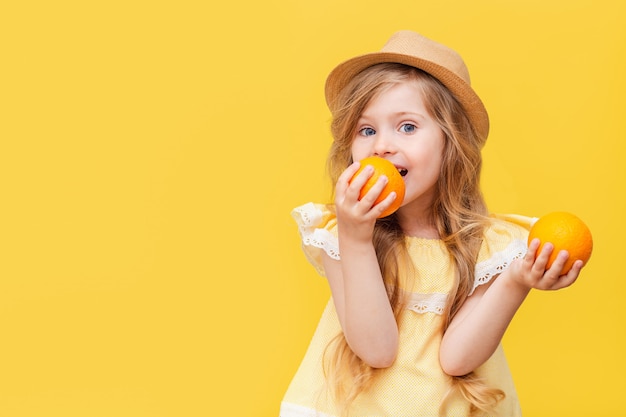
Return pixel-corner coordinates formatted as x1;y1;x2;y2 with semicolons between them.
350;156;406;218
527;211;593;275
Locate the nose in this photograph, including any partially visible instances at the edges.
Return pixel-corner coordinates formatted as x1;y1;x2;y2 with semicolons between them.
373;132;395;156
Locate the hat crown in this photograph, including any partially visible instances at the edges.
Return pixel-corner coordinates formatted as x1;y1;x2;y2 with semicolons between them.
324;30;489;141
381;31;471;85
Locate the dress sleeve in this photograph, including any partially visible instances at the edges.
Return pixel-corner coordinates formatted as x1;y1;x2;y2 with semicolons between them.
470;214;538;295
291;202;340;276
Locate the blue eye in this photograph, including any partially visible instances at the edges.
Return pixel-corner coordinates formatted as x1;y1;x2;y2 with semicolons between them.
359;127;376;137
400;124;416;133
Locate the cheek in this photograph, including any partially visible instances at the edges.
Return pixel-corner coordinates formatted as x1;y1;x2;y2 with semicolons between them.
416;150;444;180
350;142;368;162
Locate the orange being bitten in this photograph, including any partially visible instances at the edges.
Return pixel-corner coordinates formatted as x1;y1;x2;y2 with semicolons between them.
350;156;406;218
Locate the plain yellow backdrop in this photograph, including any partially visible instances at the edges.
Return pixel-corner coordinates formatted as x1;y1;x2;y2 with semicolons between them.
1;0;624;416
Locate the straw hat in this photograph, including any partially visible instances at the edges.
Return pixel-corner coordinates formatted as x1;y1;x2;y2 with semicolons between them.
324;30;489;140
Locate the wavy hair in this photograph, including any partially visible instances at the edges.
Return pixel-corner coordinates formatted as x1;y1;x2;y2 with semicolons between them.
324;63;504;416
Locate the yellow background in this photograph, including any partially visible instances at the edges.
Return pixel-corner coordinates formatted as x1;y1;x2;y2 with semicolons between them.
1;1;624;416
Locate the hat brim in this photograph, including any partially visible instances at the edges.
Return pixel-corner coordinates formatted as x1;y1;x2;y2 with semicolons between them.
324;52;489;141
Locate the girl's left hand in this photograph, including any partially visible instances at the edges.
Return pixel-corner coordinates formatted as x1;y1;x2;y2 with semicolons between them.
506;238;583;291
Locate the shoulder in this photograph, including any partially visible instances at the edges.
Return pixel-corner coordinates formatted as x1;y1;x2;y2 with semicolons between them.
291;203;339;275
292;203;337;234
471;214;537;294
480;214;533;255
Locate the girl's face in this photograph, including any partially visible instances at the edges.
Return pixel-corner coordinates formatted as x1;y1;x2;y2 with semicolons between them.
351;80;445;217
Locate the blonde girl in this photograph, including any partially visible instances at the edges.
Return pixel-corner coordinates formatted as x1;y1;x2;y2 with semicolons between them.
280;31;584;417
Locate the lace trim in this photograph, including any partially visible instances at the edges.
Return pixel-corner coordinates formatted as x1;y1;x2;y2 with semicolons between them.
292;203;340;260
292;203;529;297
471;238;527;295
280;402;334;417
406;292;447;315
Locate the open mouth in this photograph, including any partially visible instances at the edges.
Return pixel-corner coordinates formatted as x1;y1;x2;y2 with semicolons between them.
398;168;408;177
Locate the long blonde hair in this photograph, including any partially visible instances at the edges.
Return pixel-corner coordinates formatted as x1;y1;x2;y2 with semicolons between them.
324;63;504;416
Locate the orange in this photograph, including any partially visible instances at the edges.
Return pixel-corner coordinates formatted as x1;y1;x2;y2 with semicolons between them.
350;156;406;218
527;211;593;275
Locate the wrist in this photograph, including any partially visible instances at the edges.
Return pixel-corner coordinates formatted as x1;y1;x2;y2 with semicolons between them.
338;229;373;248
339;236;374;257
497;269;532;297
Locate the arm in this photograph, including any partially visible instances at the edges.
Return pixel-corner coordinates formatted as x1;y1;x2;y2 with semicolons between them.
322;162;400;368
439;238;584;376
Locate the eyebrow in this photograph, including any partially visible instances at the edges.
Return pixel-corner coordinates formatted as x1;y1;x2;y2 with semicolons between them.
359;111;426;120
396;111;424;118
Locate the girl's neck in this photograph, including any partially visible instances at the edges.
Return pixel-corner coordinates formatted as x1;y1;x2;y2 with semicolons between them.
396;208;439;239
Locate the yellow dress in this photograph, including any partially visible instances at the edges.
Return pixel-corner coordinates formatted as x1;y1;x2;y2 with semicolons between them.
281;203;535;417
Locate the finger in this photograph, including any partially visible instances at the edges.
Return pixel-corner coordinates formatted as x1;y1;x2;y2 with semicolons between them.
345;164;375;199
547;249;570;276
525;238;541;263
532;242;554;273
337;161;361;185
359;174;388;206
540;250;570;289
556;260;583;289
372;190;397;217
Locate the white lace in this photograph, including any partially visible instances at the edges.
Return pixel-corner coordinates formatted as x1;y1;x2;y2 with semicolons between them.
292;203;340;260
471;238;527;295
292;202;529;310
406;292;447;315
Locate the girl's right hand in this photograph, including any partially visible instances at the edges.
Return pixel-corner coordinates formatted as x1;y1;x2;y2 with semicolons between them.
334;161;398;243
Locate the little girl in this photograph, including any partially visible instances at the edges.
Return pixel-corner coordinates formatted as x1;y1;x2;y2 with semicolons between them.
280;31;584;417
